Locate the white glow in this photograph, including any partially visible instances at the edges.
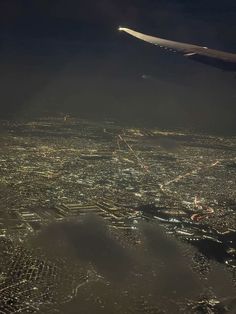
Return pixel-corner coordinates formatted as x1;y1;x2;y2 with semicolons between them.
118;26;126;31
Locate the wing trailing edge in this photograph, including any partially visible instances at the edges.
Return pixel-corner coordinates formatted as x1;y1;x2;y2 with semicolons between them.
119;27;236;71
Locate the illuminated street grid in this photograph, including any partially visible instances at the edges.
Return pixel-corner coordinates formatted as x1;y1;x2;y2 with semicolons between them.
0;117;236;313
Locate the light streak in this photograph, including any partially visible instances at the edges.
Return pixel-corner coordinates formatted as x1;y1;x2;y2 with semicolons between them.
118;134;149;172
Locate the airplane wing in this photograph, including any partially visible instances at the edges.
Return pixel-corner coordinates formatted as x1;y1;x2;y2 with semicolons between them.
119;27;236;71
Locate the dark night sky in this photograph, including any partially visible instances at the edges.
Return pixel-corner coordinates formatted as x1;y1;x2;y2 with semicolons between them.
0;0;236;133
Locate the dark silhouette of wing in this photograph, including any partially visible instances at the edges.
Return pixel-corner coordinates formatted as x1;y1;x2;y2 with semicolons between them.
119;27;236;71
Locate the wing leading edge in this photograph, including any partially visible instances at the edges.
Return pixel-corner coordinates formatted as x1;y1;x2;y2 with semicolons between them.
119;27;236;71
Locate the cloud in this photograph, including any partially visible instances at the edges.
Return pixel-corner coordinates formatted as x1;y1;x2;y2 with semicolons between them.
30;215;207;313
32;214;133;281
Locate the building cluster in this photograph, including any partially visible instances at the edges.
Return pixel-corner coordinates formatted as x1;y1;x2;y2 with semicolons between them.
0;117;235;313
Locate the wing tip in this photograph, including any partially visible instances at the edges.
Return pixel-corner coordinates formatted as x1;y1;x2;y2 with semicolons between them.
118;26;126;31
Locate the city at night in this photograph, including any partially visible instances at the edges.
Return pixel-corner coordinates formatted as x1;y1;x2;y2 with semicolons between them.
0;1;235;313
